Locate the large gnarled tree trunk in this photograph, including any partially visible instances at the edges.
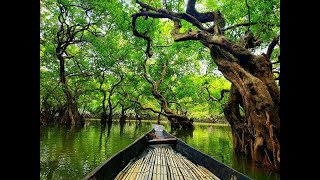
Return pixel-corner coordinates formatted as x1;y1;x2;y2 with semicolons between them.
131;0;280;170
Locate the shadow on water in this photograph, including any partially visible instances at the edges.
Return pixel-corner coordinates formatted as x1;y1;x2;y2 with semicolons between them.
232;151;279;180
134;122;140;136
97;123;112;154
169;127;194;141
120;123;124;137
107;123;112;138
98;125;106;152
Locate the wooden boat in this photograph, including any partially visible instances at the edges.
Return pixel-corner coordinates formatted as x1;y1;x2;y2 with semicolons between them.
83;125;252;180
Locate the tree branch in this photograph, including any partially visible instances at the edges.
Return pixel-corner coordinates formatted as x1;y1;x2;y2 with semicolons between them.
131;9;207;57
170;24;253;60
186;0;214;23
112;101;120;110
99;71;105;90
109;74;124;94
168;101;186;115
154;44;172;48
204;86;230;102
222;22;278;32
76;88;99;96
272;71;280;75
66;72;95;78
72;57;91;76
130;99;168;116
132;0;217;57
245;0;251;30
143;57;154;85
132;13;153;58
124;90;168;117
266;35;280;59
56;0;101;58
135;0;208;30
155;62;166;89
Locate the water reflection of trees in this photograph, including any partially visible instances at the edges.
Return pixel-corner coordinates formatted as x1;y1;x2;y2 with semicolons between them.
170;128;194;142
107;123;112;138
231;151;279;180
120;123;124;137
99;125;106;151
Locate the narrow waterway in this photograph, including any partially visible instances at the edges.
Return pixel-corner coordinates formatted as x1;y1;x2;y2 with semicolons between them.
40;120;279;180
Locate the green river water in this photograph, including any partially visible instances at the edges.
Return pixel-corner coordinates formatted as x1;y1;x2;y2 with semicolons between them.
40;120;279;180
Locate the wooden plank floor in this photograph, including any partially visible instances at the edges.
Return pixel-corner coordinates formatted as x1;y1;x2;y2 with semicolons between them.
115;145;220;180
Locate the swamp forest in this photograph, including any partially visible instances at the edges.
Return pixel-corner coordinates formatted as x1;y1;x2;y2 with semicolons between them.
40;0;280;179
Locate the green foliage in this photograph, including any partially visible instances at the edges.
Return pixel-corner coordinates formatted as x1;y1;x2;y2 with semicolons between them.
41;0;279;121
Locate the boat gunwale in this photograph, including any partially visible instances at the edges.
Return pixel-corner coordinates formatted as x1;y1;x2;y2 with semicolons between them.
83;130;151;180
173;135;252;180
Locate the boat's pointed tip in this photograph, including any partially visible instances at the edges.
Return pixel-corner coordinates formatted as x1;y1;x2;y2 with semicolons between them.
152;124;165;131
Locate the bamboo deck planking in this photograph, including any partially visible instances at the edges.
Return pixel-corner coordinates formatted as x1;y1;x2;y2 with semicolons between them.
115;145;220;180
